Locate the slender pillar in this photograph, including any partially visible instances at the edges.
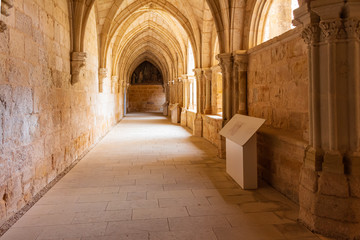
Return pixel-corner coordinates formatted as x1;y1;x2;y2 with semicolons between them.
191;70;202;136
217;53;233;124
203;69;212;114
233;51;248;115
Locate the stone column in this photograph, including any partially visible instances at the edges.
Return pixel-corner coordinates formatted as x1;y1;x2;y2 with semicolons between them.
71;52;87;85
295;1;360;238
177;77;184;107
203;68;212;114
193;69;204;137
233;51;248;115
217;53;233;124
194;69;204;113
98;68;107;93
0;0;13;32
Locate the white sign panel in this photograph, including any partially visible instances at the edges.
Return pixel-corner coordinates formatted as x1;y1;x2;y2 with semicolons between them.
219;114;265;146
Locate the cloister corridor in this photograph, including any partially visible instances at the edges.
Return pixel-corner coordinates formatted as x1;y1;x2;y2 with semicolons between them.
0;113;331;240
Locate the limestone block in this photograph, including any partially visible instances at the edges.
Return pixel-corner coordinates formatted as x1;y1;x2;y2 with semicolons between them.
349;175;360;198
299;185;317;213
39;9;54;39
300;167;319;193
15;9;32;36
318;172;349;197
12;86;33;115
8;57;29;85
24;0;38;28
0;84;11;116
9;28;24;58
0;27;9;54
315;194;356;222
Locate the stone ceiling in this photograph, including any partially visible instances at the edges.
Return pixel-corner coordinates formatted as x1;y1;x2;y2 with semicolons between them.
94;0;216;83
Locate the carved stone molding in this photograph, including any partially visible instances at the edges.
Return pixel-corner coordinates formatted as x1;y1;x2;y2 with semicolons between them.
193;68;203;81
216;53;233;75
233;51;248;71
344;18;360;40
301;23;321;45
98;68;108;92
319;19;346;41
71;52;87;85
0;0;14;32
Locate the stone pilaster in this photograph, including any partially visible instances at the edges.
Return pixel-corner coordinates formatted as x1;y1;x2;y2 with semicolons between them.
193;69;204;137
216;53;233;125
0;0;13;32
295;1;360;238
111;76;118;94
194;69;204;113
98;68;108;93
71;52;87;85
233;50;248;115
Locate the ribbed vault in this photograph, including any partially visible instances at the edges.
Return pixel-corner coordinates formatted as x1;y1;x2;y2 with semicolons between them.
93;0;220;87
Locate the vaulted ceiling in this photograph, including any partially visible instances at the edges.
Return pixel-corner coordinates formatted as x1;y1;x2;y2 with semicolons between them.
93;0;218;83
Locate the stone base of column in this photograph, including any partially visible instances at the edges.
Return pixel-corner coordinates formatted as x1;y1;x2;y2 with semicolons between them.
322;151;344;174
180;109;187;127
299;151;360;239
304;147;323;171
193;114;203;137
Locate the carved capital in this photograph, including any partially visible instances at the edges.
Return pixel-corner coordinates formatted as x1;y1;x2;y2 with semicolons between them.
301;23;321;45
193;68;203;81
71;52;87;85
319;19;346;41
344;18;360;40
233;51;248;71
216;53;233;75
203;68;212;82
99;68;108;79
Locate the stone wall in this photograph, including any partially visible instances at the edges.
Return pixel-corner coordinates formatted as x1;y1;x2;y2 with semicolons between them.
128;85;165;113
257;127;307;203
0;1;122;225
247;29;309;202
202;115;222;150
185;110;196;131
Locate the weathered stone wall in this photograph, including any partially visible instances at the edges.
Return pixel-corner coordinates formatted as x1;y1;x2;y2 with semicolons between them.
202;115;222;150
128;85;165;113
257;127;307;203
248;29;309;202
185;110;196;131
0;1;122;225
248;29;309;140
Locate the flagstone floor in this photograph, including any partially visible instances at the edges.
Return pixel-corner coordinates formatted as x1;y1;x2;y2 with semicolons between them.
0;113;332;240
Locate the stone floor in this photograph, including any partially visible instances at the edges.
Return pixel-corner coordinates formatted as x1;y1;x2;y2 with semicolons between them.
0;113;332;240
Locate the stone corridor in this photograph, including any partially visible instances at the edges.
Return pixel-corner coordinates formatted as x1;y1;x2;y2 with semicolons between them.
1;114;330;240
